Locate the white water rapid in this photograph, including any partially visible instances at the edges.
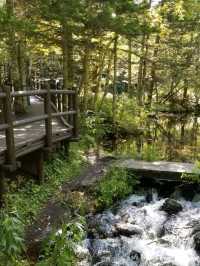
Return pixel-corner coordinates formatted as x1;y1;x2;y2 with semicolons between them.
78;191;200;266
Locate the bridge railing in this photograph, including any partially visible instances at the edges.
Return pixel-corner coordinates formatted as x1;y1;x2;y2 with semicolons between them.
0;86;78;170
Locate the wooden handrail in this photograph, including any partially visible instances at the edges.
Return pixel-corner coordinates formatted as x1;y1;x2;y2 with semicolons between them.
0;124;9;131
50;89;76;95
14;115;48;127
0;85;78;166
11;89;75;97
12;90;47;97
0;92;6;98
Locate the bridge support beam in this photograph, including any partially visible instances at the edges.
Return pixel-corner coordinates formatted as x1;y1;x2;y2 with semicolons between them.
0;167;5;207
20;149;44;183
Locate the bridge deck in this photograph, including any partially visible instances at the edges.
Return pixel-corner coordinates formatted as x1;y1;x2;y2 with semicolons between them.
0;119;72;162
116;159;195;181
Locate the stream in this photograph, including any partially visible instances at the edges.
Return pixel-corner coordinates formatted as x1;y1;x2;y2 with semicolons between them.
77;190;200;266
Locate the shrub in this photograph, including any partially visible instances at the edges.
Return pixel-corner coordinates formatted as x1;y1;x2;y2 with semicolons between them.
0;211;25;265
182;161;200;183
96;167;139;209
37;217;86;266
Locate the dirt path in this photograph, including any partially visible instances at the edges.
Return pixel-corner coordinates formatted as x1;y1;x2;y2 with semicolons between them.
25;157;114;261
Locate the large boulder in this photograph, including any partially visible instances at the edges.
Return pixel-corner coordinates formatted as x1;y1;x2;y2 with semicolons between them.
160;199;183;215
194;232;200;255
115;222;143;237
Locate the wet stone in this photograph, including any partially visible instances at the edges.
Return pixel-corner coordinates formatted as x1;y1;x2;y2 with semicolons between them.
115;222;143;237
192;223;200;236
194;232;200;255
129;250;141;264
160;199;183;215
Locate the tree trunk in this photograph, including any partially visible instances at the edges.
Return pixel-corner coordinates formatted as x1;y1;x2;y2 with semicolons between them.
147;35;160;108
128;37;132;96
82;43;90;112
98;51;113;111
6;0;27;114
112;35;118;142
62;22;74;111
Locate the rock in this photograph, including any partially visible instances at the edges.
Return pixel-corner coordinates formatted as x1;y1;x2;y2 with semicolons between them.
192;194;200;203
77;260;91;266
180;184;196;201
194;232;200;255
170;188;182;200
146;190;153;203
88;212;118;238
94;262;112;266
115;222;143;237
91;239;120;262
130;250;141;264
192;223;200;236
74;244;90;260
160;199;183;215
162;263;177;266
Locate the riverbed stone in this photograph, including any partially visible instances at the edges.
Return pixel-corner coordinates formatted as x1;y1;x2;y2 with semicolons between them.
170;188;182;200
74;244;91;260
94;261;112;266
160;199;183;215
192;194;200;203
193;232;200;255
162;263;177;266
191;223;200;236
115;222;143;237
130;250;141;264
88;212;118;238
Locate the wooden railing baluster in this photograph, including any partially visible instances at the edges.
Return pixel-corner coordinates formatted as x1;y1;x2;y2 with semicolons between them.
68;92;73;127
72;89;78;138
44;84;52;155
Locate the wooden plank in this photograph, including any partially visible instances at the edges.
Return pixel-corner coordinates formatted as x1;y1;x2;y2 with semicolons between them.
115;159;195;181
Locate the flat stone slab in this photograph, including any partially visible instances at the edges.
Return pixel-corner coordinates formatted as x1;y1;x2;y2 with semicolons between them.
115;159;195;181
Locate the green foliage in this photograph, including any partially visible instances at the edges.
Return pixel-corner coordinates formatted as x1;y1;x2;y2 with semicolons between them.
141;144;161;162
182;161;200;183
37;217;86;266
0;211;25;265
0;143;86;265
96;167;139;209
4;144;86;224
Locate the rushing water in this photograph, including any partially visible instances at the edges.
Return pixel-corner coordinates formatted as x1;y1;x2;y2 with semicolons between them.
78;191;200;266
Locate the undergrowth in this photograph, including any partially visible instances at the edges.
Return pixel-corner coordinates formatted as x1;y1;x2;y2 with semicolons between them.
182;161;200;183
37;216;86;266
95;167;139;210
0;143;87;265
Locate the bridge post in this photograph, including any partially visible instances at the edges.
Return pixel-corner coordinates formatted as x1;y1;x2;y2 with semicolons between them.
44;83;53;157
3;85;16;170
0;167;5;207
72;89;78;138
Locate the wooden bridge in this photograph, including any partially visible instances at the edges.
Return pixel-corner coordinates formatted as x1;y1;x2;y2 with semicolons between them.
116;159;195;182
0;85;78;203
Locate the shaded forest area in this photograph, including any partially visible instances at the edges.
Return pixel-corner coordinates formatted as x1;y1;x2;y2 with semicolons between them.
1;1;200;265
1;0;200;116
